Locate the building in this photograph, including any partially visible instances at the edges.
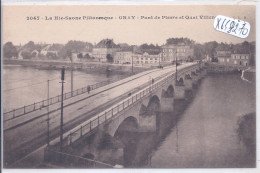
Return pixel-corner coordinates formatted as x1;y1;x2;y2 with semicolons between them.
216;44;249;66
230;52;249;66
114;51;133;64
41;44;59;56
215;44;232;64
114;50;161;66
92;39;120;62
134;52;161;65
161;43;194;64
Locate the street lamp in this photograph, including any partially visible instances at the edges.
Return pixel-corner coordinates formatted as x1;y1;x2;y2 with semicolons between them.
47;80;50;146
132;46;134;74
175;51;178;82
60;67;65;152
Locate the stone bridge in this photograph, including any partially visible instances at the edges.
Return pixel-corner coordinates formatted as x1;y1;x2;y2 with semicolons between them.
51;63;207;148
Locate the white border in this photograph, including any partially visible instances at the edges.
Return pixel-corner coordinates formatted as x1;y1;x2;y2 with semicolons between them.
1;1;259;173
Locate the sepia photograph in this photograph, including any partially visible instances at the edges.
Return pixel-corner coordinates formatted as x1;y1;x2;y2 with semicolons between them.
1;4;256;170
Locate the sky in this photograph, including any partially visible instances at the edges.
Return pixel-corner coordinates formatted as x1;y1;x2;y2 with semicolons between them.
3;5;256;46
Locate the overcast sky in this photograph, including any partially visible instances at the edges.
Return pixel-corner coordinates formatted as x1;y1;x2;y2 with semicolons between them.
3;5;256;45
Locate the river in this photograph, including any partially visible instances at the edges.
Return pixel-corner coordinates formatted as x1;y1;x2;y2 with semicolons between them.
95;73;256;168
2;65;127;112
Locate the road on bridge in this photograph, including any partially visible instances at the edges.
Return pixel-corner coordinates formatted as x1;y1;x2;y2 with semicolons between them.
4;62;195;166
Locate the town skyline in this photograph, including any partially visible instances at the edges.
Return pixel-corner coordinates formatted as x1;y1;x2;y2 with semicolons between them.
4;38;256;47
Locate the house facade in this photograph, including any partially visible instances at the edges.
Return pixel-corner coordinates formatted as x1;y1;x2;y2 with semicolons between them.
114;51;161;65
114;51;133;64
216;44;249;66
92;39;120;62
161;43;194;63
41;44;58;56
134;52;161;65
230;54;249;66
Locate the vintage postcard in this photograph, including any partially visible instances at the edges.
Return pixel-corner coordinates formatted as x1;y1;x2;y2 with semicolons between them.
1;3;257;171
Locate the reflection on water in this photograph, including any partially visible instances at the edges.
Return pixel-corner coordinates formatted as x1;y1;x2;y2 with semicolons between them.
95;74;255;168
3;65;126;111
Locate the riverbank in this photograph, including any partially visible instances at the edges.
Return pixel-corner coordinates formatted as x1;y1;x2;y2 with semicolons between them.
3;59;154;75
205;62;250;74
242;68;255;83
237;112;256;157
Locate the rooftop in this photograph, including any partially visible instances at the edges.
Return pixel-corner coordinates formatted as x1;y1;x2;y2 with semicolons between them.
96;39;120;48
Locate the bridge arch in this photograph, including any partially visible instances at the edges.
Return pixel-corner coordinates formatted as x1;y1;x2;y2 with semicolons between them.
114;116;139;138
176;77;184;86
162;85;174;98
147;95;160;113
185;74;192;79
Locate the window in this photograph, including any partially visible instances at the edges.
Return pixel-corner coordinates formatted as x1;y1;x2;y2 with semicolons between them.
227;58;230;62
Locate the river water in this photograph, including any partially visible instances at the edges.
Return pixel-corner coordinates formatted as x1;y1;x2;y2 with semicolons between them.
2;65;126;112
95;73;256;168
149;74;256;168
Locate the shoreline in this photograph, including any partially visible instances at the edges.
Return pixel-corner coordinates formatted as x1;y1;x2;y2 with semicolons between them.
3;59;155;75
237;112;256;159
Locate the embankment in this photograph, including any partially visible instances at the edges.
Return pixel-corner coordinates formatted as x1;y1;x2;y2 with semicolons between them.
237;112;256;156
3;59;154;75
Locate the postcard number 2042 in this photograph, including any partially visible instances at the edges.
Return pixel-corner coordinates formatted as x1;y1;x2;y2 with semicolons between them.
26;16;40;20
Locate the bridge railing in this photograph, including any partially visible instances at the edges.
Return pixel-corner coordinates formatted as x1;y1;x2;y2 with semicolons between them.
3;76;125;122
61;64;199;146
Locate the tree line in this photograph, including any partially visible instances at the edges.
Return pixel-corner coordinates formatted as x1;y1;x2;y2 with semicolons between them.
3;38;255;65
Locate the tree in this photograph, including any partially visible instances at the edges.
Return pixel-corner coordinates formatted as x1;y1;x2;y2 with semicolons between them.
46;52;57;59
3;42;18;58
204;41;219;58
83;53;91;59
106;54;113;63
194;43;205;60
77;53;83;59
21;51;32;59
242;41;250;48
31;51;38;58
23;41;35;52
66;49;72;61
58;40;89;59
166;37;195;46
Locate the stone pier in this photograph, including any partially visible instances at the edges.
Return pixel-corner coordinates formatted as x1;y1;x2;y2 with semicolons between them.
138;114;157;132
191;71;198;89
160;89;174;112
